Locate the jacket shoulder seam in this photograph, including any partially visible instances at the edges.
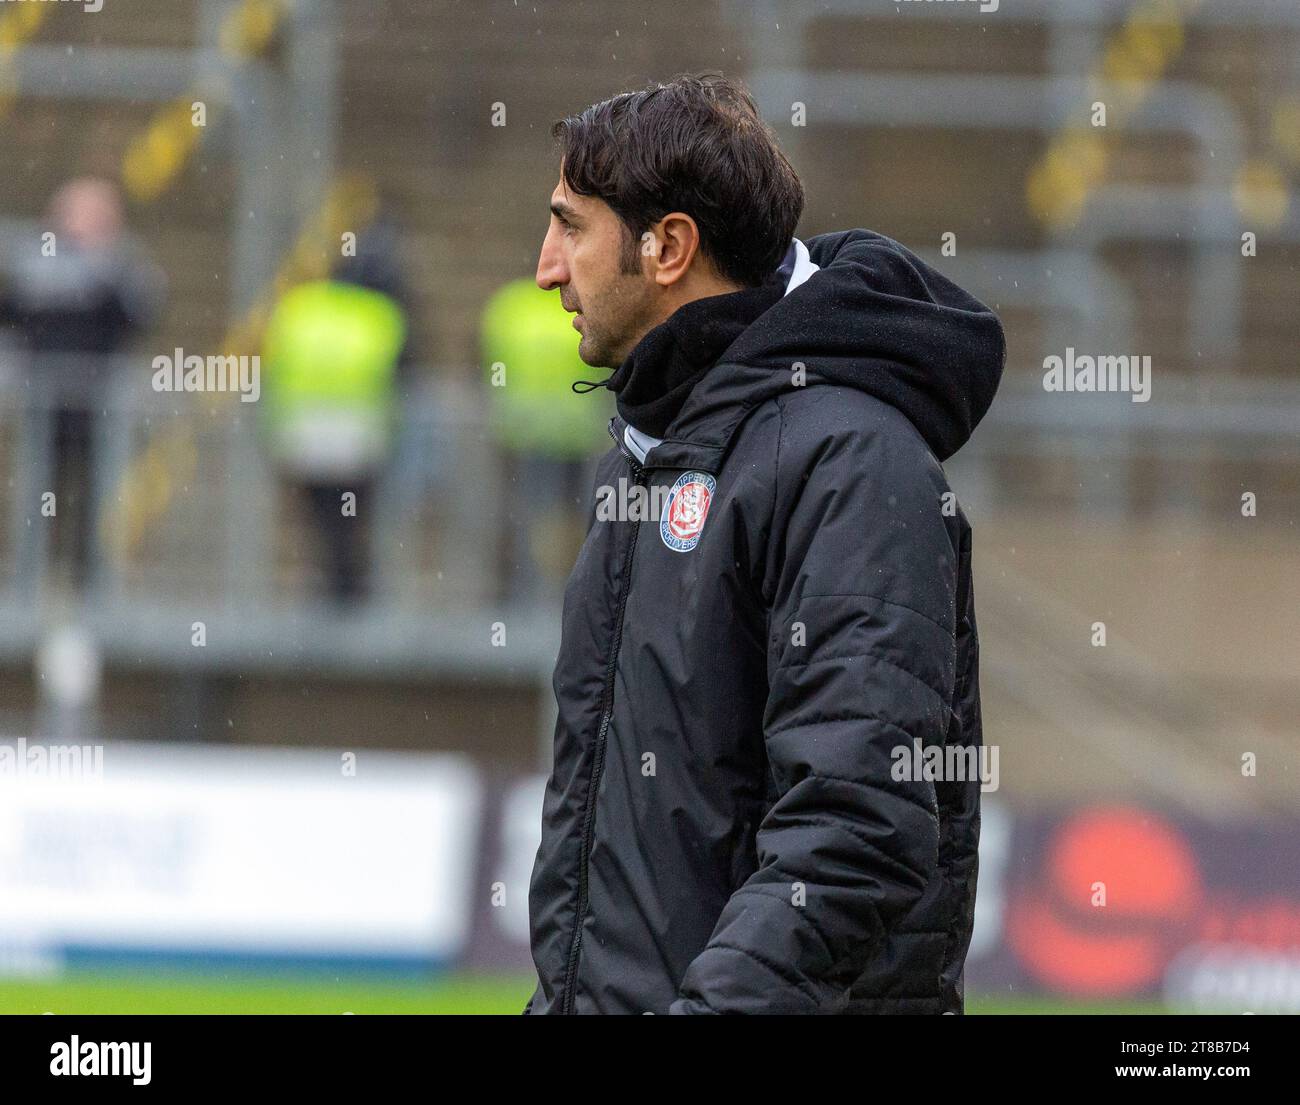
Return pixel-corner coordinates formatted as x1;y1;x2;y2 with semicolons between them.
759;763;939;819
798;591;955;640
776;814;932;878
773;649;949;705
768;710;913;746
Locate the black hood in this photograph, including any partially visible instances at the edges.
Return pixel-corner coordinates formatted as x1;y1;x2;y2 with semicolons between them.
643;229;1005;470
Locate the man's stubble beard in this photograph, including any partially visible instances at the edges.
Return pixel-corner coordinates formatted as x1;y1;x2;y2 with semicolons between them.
577;322;620;370
580;282;659;370
575;237;657;369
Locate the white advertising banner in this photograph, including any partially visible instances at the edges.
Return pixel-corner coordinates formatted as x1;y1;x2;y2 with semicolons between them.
0;740;483;971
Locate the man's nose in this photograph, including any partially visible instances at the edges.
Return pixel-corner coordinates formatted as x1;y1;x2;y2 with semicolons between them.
536;225;568;291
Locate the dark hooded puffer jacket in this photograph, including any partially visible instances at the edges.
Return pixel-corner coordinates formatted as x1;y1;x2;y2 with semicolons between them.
525;229;1005;1014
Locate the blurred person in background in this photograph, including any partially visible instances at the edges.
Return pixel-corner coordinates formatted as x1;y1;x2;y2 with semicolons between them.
259;215;412;606
481;277;609;604
0;177;164;589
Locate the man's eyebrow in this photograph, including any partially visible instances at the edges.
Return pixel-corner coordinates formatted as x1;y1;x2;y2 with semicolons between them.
550;199;581;222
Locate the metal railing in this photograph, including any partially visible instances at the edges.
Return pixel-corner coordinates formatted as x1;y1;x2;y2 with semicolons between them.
0;349;1294;792
0;352;1295;667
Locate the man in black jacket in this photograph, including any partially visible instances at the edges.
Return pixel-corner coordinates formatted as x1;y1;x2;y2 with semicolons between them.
525;73;1004;1014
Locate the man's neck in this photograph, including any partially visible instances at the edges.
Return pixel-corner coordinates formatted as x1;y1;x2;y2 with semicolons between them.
606;276;785;439
628;271;746;356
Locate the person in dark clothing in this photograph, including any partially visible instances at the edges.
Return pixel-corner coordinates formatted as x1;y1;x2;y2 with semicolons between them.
524;74;1005;1014
0;178;163;587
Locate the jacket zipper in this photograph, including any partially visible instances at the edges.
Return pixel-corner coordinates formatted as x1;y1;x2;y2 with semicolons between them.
560;433;646;1014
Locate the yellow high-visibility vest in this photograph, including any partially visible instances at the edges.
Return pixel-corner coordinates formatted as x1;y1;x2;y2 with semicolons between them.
481;278;609;459
261;280;407;475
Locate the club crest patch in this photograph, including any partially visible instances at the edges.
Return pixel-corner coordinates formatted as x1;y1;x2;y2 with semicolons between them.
660;471;715;552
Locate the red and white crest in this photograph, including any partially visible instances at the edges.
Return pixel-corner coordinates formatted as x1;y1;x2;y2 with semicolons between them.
660;471;716;552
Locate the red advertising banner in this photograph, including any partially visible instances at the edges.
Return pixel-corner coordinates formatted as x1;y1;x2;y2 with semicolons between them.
967;801;1300;1012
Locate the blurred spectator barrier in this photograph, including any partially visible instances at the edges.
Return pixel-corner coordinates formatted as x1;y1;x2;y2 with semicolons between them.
0;353;1296;681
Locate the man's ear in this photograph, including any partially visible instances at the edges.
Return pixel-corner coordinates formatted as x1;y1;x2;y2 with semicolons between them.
649;212;701;288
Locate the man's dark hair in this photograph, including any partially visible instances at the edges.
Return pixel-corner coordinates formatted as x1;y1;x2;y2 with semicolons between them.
552;73;805;287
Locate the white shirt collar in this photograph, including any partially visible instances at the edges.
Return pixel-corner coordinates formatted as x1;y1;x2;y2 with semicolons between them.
784;237;819;295
623;422;659;464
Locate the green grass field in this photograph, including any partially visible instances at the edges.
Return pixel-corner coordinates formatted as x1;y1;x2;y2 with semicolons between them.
0;973;1176;1014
